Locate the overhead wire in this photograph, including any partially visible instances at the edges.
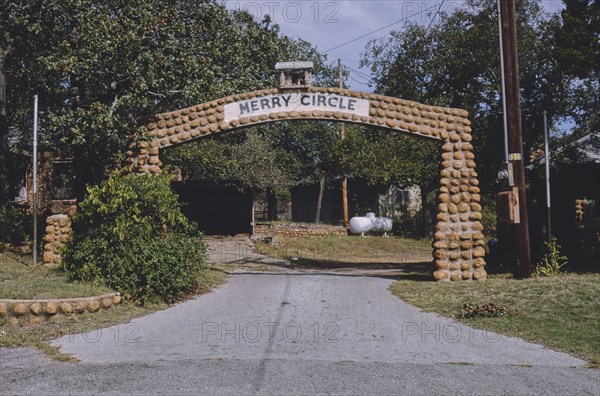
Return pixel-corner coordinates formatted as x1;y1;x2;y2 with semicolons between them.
425;0;446;31
321;2;441;55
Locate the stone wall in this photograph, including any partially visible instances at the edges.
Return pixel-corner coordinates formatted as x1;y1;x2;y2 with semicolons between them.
42;214;71;265
254;223;347;237
0;293;121;326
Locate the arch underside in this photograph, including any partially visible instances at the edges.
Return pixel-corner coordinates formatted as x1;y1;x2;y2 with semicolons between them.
127;87;486;282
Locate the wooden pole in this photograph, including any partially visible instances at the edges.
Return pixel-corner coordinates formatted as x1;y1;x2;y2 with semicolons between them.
33;95;38;267
543;110;552;244
339;59;349;228
499;0;532;278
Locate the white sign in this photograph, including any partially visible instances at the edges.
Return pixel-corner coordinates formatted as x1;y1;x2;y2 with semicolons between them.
224;92;370;123
509;153;522;161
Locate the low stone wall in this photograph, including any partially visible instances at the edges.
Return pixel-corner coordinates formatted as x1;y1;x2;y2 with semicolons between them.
42;214;72;265
0;293;121;326
254;223;347;237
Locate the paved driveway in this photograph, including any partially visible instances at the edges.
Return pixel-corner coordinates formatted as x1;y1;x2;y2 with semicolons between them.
1;238;598;395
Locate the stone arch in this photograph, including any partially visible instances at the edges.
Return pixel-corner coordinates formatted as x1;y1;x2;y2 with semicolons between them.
126;87;486;282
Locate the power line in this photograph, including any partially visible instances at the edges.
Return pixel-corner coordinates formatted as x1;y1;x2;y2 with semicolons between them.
425;0;446;31
348;73;371;86
321;3;441;54
346;65;373;80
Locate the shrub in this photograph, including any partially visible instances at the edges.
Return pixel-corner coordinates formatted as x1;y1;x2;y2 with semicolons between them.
534;236;568;277
0;204;31;244
62;170;206;304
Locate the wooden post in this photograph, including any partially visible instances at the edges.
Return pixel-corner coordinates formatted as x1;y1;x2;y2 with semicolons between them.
499;0;532;278
339;59;349;228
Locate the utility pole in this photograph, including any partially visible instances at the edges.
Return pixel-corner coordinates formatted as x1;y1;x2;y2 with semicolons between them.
499;0;532;278
339;59;349;229
543;110;552;244
33;95;38;267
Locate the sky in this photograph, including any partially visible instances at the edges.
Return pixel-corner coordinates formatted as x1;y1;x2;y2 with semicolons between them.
223;0;566;92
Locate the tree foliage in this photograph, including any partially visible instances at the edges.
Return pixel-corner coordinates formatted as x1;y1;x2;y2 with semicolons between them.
553;0;600;137
62;171;206;304
1;0;289;198
361;0;573;193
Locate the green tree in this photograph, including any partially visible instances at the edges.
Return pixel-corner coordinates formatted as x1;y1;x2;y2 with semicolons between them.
1;0;288;199
553;0;600;137
361;0;571;195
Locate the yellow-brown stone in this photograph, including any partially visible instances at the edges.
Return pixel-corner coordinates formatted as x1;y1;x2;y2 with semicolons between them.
474;258;486;268
101;298;113;309
29;303;43;315
461;241;473;250
436;260;450;270
450;273;462;282
46;302;58;315
433;269;449;281
474;268;487;280
87;300;100;313
434;231;446;241
473;247;486;258
0;302;8;316
434;249;448;260
437;213;449;222
12;303;28;316
448;203;458;214
469;212;482;221
60;302;74;315
74;301;87;313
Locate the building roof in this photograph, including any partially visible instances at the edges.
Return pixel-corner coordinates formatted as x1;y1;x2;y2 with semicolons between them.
275;61;313;70
571;132;600;163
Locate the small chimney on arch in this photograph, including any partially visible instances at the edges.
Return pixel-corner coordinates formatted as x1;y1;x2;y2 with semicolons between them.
275;61;313;89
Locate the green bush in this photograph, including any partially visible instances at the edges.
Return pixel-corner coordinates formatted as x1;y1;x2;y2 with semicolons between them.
534;236;568;277
0;204;31;244
62;170;206;304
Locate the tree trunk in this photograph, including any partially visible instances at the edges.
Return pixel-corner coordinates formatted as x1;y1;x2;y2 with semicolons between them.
267;188;278;222
0;46;12;205
419;186;429;238
315;173;326;225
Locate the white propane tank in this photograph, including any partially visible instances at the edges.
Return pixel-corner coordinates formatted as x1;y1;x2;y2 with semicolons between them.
349;213;393;236
349;216;372;235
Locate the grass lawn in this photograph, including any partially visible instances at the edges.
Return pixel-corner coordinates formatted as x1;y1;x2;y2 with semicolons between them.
254;235;433;267
390;273;600;367
256;235;599;367
0;252;114;299
0;252;227;360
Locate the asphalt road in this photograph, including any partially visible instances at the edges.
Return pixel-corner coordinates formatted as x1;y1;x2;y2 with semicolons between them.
1;272;598;395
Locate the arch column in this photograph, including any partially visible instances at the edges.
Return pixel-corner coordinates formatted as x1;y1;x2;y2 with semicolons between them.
126;139;162;174
433;127;487;281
